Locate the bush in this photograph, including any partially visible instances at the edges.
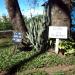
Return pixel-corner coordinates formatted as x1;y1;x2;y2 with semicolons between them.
59;38;75;55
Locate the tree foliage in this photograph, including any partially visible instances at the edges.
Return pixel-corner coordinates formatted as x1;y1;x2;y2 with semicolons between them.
0;16;12;30
59;38;75;55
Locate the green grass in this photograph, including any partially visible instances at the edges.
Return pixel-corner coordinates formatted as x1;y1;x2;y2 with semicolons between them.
0;38;75;75
53;71;65;75
53;69;75;75
20;52;64;71
0;46;35;71
17;71;48;75
0;38;35;71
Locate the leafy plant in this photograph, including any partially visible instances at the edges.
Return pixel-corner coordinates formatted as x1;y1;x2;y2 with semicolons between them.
26;15;47;50
59;38;75;55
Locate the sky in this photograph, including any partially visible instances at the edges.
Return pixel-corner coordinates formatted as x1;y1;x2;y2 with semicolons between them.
0;0;47;17
0;0;75;32
0;0;8;16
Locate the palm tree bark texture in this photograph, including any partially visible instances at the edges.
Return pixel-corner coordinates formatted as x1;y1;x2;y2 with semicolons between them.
5;0;28;46
47;0;71;34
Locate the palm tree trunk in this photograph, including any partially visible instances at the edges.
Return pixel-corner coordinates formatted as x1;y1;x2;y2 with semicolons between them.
48;0;71;36
5;0;28;45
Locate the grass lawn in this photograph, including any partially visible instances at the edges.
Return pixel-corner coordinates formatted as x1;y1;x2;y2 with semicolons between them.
0;37;75;75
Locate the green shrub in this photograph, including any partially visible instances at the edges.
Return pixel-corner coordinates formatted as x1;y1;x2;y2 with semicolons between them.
59;38;75;55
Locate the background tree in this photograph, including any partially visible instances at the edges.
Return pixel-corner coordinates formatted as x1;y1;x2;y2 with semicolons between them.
0;16;12;30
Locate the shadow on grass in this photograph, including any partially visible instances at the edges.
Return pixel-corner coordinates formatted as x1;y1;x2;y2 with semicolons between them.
5;49;48;75
0;42;13;49
19;47;32;51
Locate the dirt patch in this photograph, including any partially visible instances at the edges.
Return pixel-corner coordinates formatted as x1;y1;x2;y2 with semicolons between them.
23;65;75;75
43;65;75;75
0;71;7;75
1;65;75;75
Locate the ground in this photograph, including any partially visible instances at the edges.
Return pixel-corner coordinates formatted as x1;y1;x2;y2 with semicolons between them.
0;64;75;75
0;38;75;75
17;65;75;75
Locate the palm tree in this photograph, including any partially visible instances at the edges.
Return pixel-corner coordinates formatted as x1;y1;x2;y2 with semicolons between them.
5;0;27;45
47;0;71;27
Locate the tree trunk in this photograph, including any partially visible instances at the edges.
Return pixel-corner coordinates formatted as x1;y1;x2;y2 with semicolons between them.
5;0;28;45
51;0;71;27
48;0;71;36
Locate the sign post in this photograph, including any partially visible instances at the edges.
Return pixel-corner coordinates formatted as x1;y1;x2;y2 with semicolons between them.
12;32;22;53
55;38;59;54
12;32;22;43
49;26;67;54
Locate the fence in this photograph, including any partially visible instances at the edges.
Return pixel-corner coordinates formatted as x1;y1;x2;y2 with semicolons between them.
0;30;13;38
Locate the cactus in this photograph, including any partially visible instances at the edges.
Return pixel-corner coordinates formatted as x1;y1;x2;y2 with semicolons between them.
26;15;46;50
